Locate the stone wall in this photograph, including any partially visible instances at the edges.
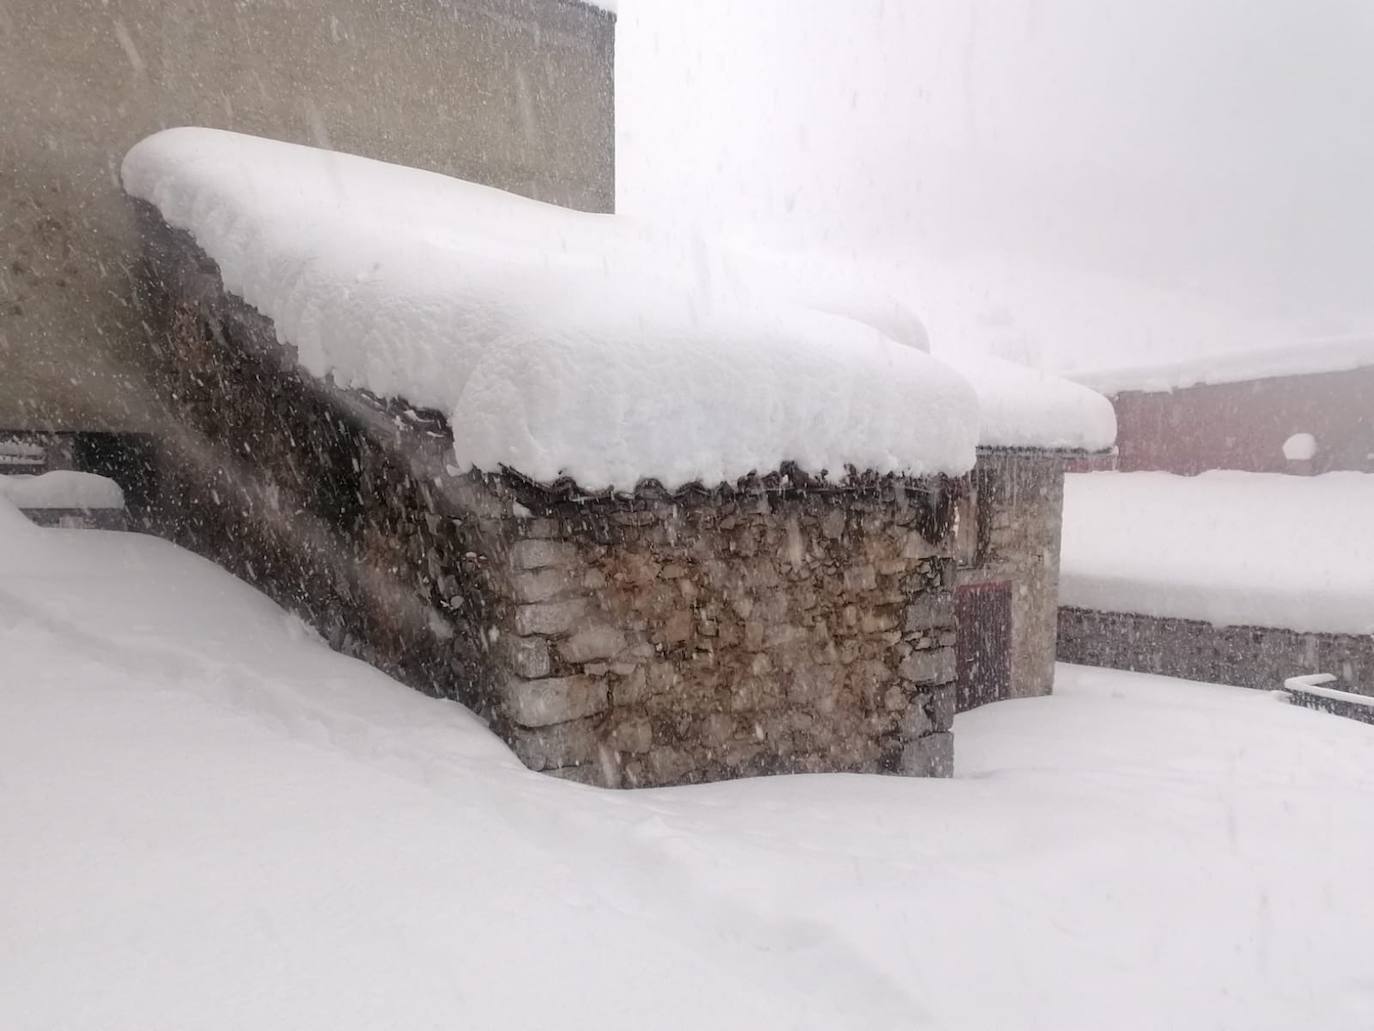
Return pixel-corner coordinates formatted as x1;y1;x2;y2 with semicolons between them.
952;450;1065;709
1058;606;1374;697
134;209;963;788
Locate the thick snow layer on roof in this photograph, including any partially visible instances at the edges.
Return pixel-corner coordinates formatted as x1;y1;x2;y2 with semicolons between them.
1068;334;1374;395
123;129;977;490
6;506;1374;1029
720;246;1119;451
0;472;125;510
936;353;1116;452
1061;471;1374;635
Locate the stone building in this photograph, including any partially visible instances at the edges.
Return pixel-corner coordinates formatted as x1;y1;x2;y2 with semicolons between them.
1;0;614;496
123;133;1118;788
133;203;968;788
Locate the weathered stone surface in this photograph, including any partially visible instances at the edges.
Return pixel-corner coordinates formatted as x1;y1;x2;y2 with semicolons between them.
558;624;629;664
608;715;654;754
510;539;579;571
899;647;957;685
505;636;552;679
930;684;957;732
843;564;878;592
503;676;609;728
905;594;955;632
511;567;580;603
514;598;588;637
901;732;954;777
510;719;602;771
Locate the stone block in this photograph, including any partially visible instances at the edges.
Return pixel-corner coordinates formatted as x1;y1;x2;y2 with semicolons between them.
612;667;649;706
900;697;934;737
843;564;878;593
559;624;629;664
511;719;602;771
512;567;579;603
901;732;953;777
901;530;939;560
930;684;957;732
905;593;954;632
608;715;654;754
510;539;579;571
899;646;956;685
821;509;847;539
503;676;608;728
658;610;693;645
514;598;588;637
505;636;552;679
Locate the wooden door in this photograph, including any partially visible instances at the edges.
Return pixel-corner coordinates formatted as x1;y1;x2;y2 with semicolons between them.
955;581;1012;712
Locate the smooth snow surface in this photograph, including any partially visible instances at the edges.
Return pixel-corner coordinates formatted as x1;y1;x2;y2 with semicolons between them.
122;128;979;490
938;351;1116;452
0;470;125;509
1069;334;1374;394
5;502;1374;1029
1061;471;1374;634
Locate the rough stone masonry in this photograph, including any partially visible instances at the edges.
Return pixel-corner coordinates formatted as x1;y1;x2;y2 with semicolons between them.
133;206;963;788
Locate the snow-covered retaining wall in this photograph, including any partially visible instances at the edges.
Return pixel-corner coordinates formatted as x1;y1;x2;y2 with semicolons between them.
133;210;964;787
1058;608;1374;697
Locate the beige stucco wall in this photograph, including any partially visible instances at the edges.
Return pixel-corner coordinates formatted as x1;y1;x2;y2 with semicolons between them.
0;0;614;432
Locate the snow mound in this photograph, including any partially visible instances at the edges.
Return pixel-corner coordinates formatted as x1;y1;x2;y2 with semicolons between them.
1061;471;1374;634
0;471;125;510
122;128;979;491
5;506;1374;1029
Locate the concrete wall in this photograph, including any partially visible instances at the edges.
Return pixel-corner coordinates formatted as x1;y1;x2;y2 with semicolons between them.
0;0;614;433
137;211;964;788
1110;367;1374;475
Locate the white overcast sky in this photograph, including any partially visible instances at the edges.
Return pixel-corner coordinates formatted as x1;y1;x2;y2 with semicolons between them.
615;0;1374;370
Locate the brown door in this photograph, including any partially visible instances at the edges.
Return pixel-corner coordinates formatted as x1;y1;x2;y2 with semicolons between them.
955;581;1012;712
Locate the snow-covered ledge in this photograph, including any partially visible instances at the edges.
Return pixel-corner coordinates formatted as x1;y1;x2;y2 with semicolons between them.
125;130;977;786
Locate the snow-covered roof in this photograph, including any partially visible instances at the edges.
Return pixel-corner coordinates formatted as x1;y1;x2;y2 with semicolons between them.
707;248;1119;453
124;129;982;491
936;353;1116;453
0;472;125;511
123;129;1110;490
1061;471;1374;635
1068;334;1374;395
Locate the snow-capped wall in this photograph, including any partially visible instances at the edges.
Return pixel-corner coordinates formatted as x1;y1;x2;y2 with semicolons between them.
122;128;980;493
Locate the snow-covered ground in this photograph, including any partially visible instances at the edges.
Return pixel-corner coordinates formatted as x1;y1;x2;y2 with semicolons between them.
5;505;1374;1030
1061;471;1374;634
